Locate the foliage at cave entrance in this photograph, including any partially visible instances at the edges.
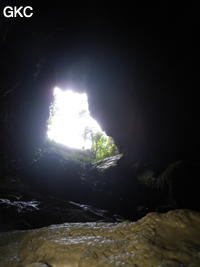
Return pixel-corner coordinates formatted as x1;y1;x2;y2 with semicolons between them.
91;132;118;161
46;88;119;162
44;132;119;163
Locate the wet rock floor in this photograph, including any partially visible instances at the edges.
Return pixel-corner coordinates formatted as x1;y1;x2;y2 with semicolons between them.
1;209;200;267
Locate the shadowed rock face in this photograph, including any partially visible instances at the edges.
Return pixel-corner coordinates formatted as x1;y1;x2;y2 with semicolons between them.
1;209;200;267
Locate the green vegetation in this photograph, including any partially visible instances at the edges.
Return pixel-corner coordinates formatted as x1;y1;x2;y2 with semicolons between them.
43;131;119;163
46;89;119;161
91;132;118;162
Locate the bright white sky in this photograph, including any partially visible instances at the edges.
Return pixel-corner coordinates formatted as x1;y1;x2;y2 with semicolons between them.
47;87;105;149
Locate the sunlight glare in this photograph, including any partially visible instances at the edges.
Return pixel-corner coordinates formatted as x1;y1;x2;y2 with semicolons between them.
47;87;104;149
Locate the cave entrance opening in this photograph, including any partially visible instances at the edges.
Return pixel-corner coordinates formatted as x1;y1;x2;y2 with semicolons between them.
46;87;119;162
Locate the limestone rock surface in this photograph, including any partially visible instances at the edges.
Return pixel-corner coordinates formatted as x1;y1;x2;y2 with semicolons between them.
1;209;200;267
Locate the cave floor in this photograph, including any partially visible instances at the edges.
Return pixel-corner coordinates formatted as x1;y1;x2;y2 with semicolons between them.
1;209;200;267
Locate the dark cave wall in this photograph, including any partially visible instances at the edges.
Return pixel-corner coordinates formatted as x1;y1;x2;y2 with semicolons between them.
0;22;54;160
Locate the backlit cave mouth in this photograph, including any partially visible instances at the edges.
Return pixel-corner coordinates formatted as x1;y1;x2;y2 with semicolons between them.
47;87;119;160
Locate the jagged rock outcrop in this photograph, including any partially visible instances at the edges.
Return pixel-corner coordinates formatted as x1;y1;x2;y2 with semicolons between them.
1;209;200;267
